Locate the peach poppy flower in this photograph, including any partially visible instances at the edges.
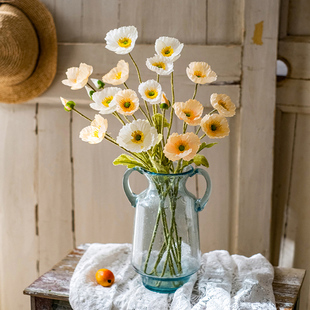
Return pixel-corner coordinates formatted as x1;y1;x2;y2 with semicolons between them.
210;93;236;117
113;89;139;115
174;99;203;126
102;60;129;85
201;114;230;139
186;62;217;84
164;132;200;161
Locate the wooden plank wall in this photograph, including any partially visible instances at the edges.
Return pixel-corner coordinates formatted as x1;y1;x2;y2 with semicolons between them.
0;1;282;309
272;0;310;309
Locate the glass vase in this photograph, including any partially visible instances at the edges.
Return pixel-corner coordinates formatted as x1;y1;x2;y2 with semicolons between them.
123;165;211;293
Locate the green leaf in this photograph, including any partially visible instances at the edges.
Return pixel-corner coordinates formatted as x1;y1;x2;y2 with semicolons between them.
152;113;169;133
193;154;209;168
113;154;145;169
181;159;194;170
198;142;217;153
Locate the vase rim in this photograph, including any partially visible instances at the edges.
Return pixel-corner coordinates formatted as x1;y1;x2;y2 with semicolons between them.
136;165;194;177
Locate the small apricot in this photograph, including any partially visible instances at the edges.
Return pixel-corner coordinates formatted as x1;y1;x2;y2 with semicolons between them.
95;268;115;287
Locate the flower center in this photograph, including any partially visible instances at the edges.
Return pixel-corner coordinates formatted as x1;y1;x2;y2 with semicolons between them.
218;100;228;110
102;96;113;107
118;37;132;48
161;46;173;57
114;72;122;80
123;101;131;108
184;110;192;118
194;71;206;78
211;124;217;131
153;62;166;69
131;130;144;144
145;89;158;99
93;130;99;138
178;144;186;152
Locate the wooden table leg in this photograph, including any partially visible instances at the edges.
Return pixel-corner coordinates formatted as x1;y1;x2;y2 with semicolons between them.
31;296;53;310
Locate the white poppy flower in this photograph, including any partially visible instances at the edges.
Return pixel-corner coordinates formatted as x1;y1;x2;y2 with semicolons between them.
102;60;129;86
138;80;162;104
79;115;108;144
186;62;217;84
210;93;236;117
155;37;184;62
90;87;121;114
113;89;140;115
62;63;93;90
146;54;174;75
116;119;158;153
105;26;138;54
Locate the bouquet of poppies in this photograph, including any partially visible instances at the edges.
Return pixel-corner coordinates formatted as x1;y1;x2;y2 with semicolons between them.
61;25;235;175
61;26;235;284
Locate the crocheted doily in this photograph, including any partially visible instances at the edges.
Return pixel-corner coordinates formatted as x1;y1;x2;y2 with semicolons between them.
69;243;276;310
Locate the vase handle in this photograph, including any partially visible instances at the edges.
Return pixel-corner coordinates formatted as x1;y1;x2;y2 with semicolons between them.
123;168;138;207
191;168;212;212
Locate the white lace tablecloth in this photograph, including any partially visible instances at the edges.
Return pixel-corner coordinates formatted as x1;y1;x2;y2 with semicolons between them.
69;243;276;310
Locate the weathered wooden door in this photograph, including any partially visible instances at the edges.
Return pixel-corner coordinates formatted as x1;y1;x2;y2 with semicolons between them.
272;0;310;308
0;1;280;309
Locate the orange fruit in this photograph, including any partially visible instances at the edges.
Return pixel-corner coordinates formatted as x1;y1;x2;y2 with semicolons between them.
95;268;115;287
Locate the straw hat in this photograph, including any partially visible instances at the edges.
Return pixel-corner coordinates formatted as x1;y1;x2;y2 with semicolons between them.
0;0;57;104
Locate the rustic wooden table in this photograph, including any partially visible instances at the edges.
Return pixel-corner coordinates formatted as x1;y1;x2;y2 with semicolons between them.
24;245;306;310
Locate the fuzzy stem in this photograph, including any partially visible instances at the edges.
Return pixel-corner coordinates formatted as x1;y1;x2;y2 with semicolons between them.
87;82;96;92
72;107;92;122
166;72;175;140
113;112;126;125
129;52;142;83
192;83;198;99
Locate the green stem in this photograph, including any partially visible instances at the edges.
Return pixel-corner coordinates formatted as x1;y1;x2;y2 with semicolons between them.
132;114;137;120
144;209;162;273
192;83;198;99
199;133;206;139
209;109;218;115
195;126;201;135
113;112;126;125
124;115;131;123
87;82;96;92
183;122;188;134
123;82;129;89
166;72;175;141
129;52;142;83
157;74;160;83
72;107;92;122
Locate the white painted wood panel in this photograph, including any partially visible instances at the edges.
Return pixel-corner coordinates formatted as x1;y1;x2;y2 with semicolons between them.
0;104;38;310
280;114;310;309
271;111;296;265
287;0;310;36
277;79;310;110
233;0;280;258
278;37;310;79
119;0;207;44
207;0;243;44
37;104;74;274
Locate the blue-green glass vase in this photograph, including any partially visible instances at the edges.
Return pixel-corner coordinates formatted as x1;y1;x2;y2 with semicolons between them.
123;165;211;293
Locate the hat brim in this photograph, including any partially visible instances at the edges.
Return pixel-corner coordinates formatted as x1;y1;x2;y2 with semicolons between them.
0;0;57;104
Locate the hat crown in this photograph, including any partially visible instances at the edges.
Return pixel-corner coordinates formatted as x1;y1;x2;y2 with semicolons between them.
0;4;39;86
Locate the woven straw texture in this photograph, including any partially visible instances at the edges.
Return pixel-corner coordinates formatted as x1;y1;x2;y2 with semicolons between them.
0;0;57;104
